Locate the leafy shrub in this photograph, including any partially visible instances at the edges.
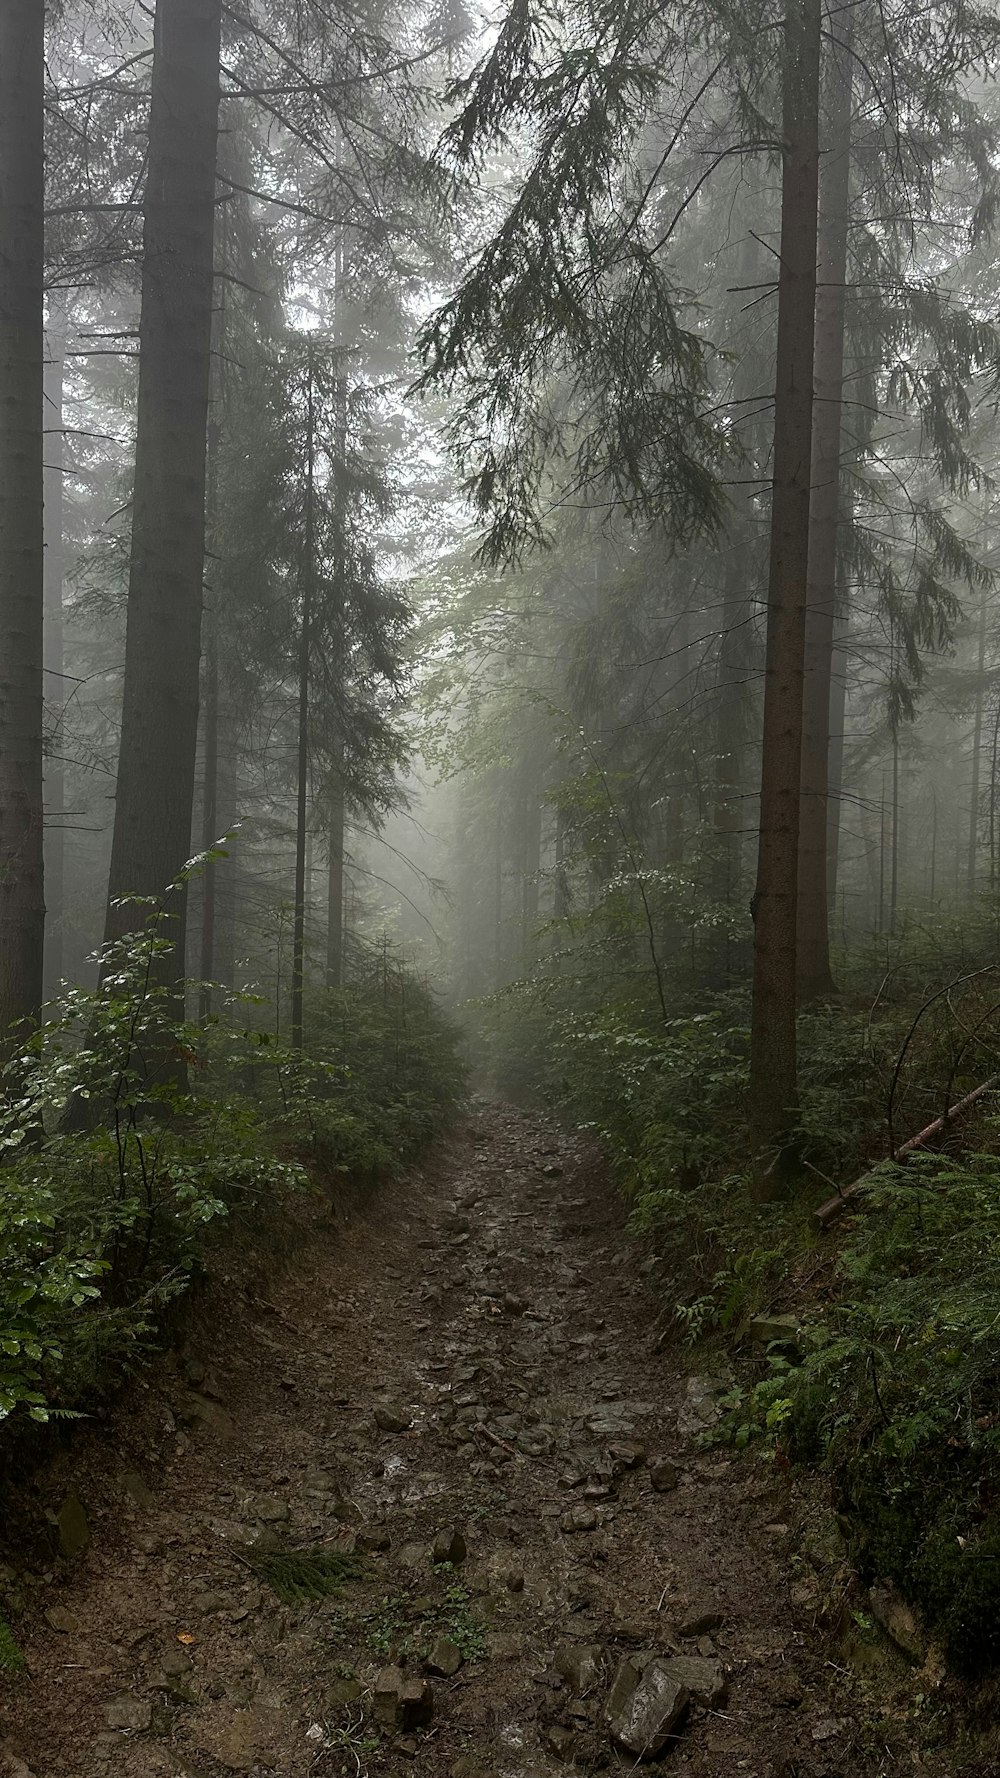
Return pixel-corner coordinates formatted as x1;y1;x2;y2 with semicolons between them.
0;900;463;1428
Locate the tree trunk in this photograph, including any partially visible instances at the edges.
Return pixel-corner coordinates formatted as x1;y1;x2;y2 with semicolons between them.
0;1;45;1042
326;348;349;993
326;770;345;990
520;762;541;958
291;357;316;1050
104;0;222;981
796;7;853;1001
825;584;849;911
968;578;987;896
713;233;764;909
198;280;228;1020
43;298;68;1001
197;590;220;1018
748;0;821;1148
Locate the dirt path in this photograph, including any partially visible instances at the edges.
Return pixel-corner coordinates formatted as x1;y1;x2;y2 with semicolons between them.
0;1105;941;1778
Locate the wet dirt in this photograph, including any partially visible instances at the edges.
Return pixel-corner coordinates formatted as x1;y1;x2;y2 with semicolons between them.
0;1105;968;1777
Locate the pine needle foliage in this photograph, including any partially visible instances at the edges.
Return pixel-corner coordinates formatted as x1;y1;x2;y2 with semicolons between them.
247;1545;369;1605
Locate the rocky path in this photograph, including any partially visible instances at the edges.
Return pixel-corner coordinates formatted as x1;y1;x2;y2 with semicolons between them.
0;1105;932;1778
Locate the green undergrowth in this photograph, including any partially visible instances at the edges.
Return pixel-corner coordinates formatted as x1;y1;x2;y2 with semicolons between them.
332;1578;486;1663
0;893;465;1434
0;1615;25;1673
477;916;1000;1678
247;1545;369;1604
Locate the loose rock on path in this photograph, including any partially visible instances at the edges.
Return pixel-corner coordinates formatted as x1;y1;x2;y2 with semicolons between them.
0;1106;953;1777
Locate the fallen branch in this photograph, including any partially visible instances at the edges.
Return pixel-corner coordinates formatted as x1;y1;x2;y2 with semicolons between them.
814;1073;1000;1230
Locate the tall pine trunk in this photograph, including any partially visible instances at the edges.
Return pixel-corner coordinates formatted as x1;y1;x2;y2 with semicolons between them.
797;5;853;1001
104;0;222;978
713;234;764;909
326;355;349;992
43;298;68;1000
0;1;46;1040
326;769;345;990
291;358;317;1049
748;0;821;1148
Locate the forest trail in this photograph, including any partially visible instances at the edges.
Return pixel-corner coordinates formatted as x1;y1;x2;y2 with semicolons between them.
2;1107;925;1778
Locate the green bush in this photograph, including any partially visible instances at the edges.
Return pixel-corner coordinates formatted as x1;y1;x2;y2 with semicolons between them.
0;903;464;1428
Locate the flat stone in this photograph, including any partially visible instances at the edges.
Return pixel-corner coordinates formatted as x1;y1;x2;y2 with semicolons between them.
425;1635;463;1677
546;1724;577;1760
560;1505;598;1534
161;1649;194;1679
398;1541;428;1567
649;1458;680;1493
44;1605;81;1634
677;1599;722;1637
193;1591;234;1615
181;1392;237;1439
607;1658;689;1759
374;1401;411;1433
373;1667;434;1730
869;1581;926;1663
516;1425;554;1457
432;1526;467;1566
374;1666;405;1726
105;1695;153;1733
554;1642;603;1694
250;1495;289;1524
749;1313;802;1348
660;1656;727;1708
357;1525;390;1553
609;1440;646;1470
57;1491;90;1559
122;1470;156;1511
676;1376;725;1438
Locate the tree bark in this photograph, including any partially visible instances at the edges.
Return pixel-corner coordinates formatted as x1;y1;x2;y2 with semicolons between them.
968;577;987;896
326;349;349;993
713;233;764;908
825;582;849;912
748;0;821;1148
104;0;222;980
43;298;68;1000
291;356;316;1049
796;6;853;1001
0;1;46;1040
326;768;345;990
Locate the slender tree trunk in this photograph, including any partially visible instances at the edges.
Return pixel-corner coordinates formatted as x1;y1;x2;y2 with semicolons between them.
291;357;316;1050
968;579;987;896
553;797;569;920
982;693;989;889
748;0;822;1148
43;298;68;1000
326;348;349;992
198;590;220;1018
890;725;900;934
797;8;853;1001
714;537;748;905
494;803;504;990
326;772;345;990
198;279;228;1019
0;1;45;1040
825;584;849;910
713;233;763;907
104;0;222;979
521;774;541;957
